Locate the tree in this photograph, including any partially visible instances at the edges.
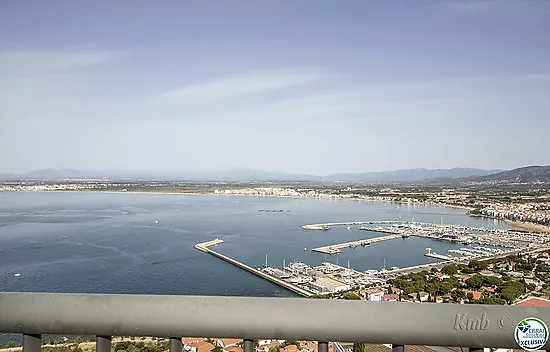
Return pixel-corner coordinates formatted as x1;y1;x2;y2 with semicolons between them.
74;337;83;346
268;346;280;352
311;294;329;299
466;274;484;289
353;343;365;352
483;276;503;287
500;281;526;304
469;260;488;272
343;292;361;300
437;281;454;295
461;267;475;274
281;341;300;348
441;264;458;276
467;292;474;301
451;289;465;300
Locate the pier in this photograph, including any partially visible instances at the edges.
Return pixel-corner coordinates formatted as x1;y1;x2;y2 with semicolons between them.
424;248;455;261
311;234;401;254
194;240;313;297
302;220;404;230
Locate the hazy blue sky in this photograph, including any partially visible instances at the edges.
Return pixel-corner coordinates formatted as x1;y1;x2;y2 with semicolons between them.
2;0;550;175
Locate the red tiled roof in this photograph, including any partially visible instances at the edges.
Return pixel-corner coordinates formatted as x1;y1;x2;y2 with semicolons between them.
190;341;217;352
515;297;550;307
283;345;299;352
466;290;482;300
182;338;203;344
221;339;242;347
381;294;400;301
225;347;243;352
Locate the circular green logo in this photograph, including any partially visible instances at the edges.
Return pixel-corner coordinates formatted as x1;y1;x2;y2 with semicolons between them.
515;317;548;351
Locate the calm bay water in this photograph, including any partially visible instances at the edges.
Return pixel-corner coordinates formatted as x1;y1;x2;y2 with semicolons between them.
0;192;512;297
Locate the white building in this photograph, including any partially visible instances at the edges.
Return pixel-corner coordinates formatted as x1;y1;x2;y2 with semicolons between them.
365;288;385;301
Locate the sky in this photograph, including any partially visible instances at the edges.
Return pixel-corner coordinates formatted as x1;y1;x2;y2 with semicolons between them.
1;0;550;175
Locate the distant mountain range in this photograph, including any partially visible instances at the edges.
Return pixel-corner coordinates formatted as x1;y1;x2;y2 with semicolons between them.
0;167;506;182
466;166;550;183
322;168;504;182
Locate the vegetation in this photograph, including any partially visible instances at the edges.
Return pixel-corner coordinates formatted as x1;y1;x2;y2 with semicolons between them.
352;343;365;352
441;264;458;276
342;292;361;300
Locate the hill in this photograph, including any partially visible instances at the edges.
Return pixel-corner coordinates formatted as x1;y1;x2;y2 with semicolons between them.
468;166;550;183
322;168;503;182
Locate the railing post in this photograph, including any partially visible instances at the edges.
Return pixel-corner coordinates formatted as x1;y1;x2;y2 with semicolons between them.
170;337;182;352
23;334;41;352
243;339;254;352
318;341;328;352
392;345;404;352
96;336;111;352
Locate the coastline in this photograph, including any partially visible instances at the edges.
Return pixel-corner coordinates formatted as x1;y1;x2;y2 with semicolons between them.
6;189;550;233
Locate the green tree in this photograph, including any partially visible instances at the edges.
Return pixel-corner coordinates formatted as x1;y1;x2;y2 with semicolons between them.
451;289;465;300
437;281;453;295
483;276;503;287
466;274;485;289
281;340;300;348
461;267;475;274
343;292;361;300
469;260;488;272
441;264;458;276
467;292;474;301
500;281;526;304
268;346;280;352
311;294;329;299
353;343;365;352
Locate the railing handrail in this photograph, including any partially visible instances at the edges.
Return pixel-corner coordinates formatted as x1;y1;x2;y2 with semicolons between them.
1;292;549;349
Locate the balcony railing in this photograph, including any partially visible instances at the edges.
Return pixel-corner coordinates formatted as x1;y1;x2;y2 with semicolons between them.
1;292;549;352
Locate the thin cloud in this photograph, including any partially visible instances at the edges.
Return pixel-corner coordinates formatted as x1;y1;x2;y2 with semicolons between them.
0;49;124;77
154;69;329;105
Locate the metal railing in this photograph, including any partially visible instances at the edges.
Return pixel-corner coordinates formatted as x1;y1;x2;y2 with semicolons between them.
1;292;549;351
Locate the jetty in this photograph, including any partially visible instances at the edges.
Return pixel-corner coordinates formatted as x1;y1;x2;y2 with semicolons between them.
302;220;404;231
312;234;401;254
424;248;455;261
194;240;313;297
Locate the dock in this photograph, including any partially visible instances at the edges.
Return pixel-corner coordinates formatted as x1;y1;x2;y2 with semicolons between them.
424;252;455;261
194;240;313;297
194;238;224;252
302;220;404;231
311;234;401;254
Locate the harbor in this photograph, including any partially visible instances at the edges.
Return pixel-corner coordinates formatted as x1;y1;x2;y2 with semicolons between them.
193;218;550;297
302;220;547;251
194;239;313;297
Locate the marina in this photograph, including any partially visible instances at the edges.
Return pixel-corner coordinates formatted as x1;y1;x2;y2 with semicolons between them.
302;220;547;253
312;234;401;254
